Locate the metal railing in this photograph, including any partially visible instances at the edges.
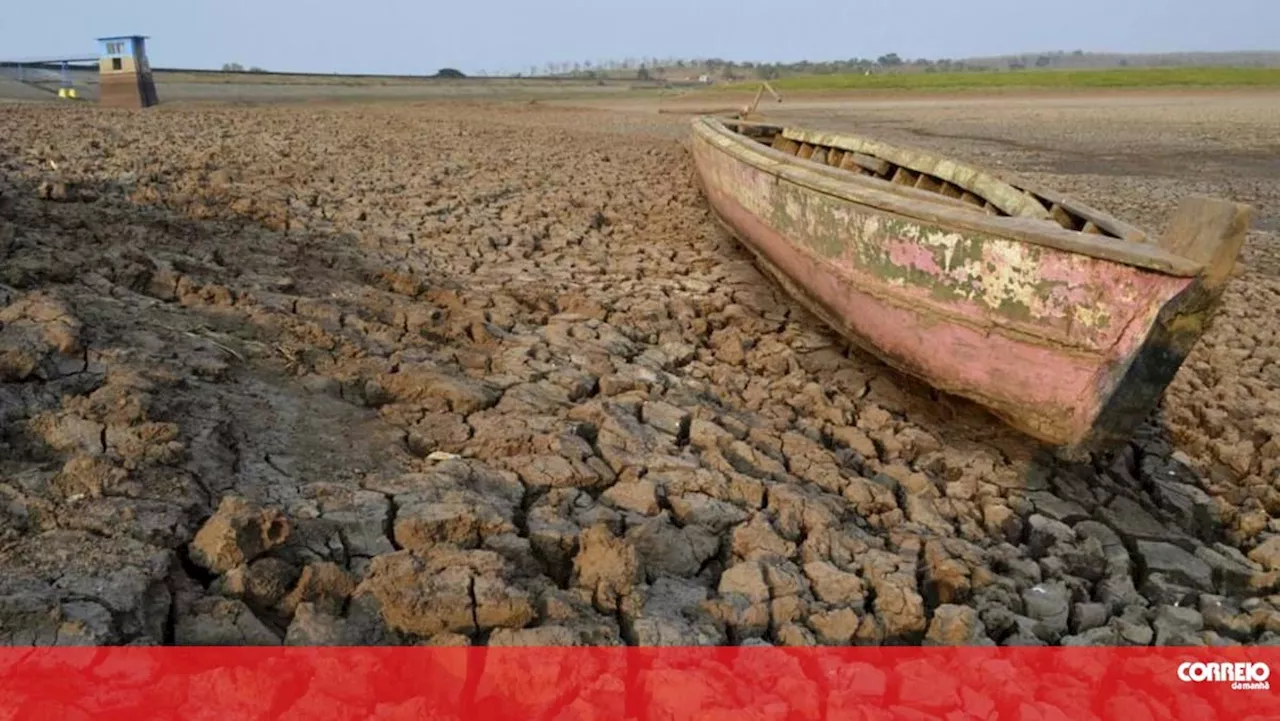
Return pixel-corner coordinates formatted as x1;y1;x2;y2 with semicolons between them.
0;58;96;99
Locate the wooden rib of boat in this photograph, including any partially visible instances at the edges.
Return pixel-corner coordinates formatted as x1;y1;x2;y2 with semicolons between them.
690;115;1252;454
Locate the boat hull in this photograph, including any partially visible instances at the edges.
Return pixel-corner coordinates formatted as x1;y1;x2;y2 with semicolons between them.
690;119;1230;453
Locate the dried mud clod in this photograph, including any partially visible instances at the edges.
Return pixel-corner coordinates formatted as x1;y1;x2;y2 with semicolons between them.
189;495;291;575
0;100;1278;650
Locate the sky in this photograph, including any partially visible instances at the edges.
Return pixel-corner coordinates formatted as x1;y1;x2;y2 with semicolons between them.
2;0;1274;76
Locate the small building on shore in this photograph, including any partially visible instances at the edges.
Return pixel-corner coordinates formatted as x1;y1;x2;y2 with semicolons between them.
97;35;159;108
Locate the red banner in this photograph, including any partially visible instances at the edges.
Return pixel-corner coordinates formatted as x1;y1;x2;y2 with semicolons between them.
0;647;1274;720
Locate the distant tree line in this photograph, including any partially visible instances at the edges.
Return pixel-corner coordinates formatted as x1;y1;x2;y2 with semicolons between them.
221;63;267;73
530;48;1280;80
531;53;1021;80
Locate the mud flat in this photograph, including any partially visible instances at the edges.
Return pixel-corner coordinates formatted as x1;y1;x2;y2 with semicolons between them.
0;91;1278;651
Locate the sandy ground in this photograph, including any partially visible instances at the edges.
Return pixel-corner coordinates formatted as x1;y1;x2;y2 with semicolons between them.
1;90;1279;649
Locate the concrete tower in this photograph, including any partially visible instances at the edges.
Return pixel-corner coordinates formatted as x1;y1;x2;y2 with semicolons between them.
97;36;159;108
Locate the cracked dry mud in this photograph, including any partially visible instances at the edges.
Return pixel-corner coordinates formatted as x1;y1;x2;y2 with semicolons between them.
1;97;1279;649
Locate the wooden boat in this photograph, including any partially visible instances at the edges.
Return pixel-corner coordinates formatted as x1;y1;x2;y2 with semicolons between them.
690;115;1252;454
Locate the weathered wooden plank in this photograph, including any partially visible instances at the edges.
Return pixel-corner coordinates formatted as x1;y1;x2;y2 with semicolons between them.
772;136;802;155
940;182;964;199
810;147;829;165
798;143;816;160
749;129;983;212
914;174;944;194
827;149;845;167
892;167;918;186
1049;203;1081;231
1015;184;1147;243
845;152;892;176
781;126;1053;221
1158;195;1252;288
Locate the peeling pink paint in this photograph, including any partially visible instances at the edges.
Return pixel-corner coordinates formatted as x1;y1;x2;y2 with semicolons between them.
837;242;1188;353
885;240;944;276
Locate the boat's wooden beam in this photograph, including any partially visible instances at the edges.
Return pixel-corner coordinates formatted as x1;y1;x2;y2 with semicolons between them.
841;152;891;177
1158;195;1252;288
730;123;980;212
891;167;918;186
1016;184;1147;243
780;126;1053;222
838;153;878;176
1048;203;1081;231
772;136;801;154
714;131;981;212
1021;191;1049;214
914;174;944;194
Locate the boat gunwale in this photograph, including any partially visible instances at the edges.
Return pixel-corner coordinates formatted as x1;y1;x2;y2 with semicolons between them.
694;116;1204;278
718;127;998;216
776;125;1149;243
724;116;1146;239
